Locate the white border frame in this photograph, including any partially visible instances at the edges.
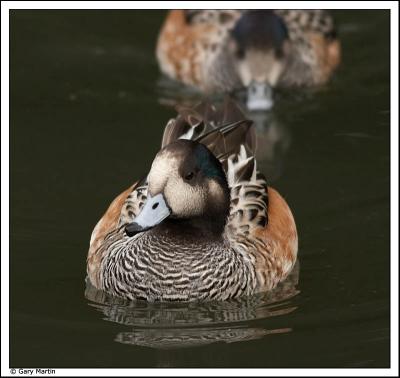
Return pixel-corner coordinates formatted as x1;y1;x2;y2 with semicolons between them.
1;1;398;377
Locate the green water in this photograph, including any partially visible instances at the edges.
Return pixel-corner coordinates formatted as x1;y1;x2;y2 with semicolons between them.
10;10;390;367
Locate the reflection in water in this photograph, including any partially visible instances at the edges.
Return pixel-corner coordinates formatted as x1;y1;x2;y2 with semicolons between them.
156;78;292;182
85;263;300;349
250;111;291;182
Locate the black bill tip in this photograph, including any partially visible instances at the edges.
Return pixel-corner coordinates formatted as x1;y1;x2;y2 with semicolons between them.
125;222;145;237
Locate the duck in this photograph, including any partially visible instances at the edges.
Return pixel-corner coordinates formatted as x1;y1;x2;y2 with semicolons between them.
156;10;341;110
87;99;298;301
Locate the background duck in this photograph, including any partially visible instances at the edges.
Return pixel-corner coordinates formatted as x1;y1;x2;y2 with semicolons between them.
87;100;298;301
156;10;341;110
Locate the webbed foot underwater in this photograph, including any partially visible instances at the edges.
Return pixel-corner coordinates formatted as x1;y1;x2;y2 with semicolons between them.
87;100;298;301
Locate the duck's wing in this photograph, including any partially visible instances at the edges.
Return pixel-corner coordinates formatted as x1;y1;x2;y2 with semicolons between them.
275;10;340;86
118;176;148;227
226;145;269;235
87;182;138;287
183;10;243;25
275;10;337;40
156;10;242;90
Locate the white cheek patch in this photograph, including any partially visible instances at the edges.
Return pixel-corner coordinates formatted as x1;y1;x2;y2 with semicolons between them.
148;153;179;195
165;179;206;218
146;151;217;219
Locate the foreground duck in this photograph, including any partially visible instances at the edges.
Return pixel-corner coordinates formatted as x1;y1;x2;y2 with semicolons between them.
87;100;298;301
156;10;341;110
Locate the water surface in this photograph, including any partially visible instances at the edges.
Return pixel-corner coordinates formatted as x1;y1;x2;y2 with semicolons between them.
10;10;390;367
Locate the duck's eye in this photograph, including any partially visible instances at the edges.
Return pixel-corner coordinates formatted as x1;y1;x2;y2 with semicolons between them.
185;171;195;181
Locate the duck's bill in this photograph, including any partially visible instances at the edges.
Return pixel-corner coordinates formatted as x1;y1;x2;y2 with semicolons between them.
125;193;171;237
246;82;274;111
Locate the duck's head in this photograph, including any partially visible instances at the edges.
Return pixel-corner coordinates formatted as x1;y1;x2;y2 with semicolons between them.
229;10;290;110
125;139;230;237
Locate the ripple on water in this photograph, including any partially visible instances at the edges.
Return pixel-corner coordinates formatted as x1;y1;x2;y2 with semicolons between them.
85;262;300;349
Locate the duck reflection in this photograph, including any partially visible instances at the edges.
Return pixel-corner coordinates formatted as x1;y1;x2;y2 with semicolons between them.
85;262;300;349
250;110;291;182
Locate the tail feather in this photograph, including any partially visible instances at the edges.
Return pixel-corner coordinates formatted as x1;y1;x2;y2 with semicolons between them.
161;98;256;165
